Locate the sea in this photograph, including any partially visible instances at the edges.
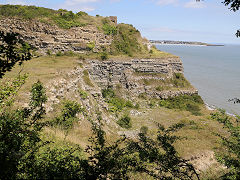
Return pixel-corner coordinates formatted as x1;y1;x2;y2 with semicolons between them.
156;44;240;115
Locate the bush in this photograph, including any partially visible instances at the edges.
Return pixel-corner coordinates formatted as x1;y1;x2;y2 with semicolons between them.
102;88;115;98
53;100;82;131
56;51;63;56
140;126;148;135
171;73;191;88
102;88;135;112
86;41;95;51
117;115;132;129
102;23;117;35
159;94;203;115
156;86;164;91
125;100;134;108
134;103;140;109
46;49;52;56
100;52;108;60
78;89;88;99
110;24;141;56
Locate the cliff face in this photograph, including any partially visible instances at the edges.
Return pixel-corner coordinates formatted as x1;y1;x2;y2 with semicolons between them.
0;16;197;99
87;58;197;99
0;18;112;54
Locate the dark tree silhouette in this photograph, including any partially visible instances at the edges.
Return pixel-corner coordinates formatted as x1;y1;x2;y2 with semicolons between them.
0;31;32;78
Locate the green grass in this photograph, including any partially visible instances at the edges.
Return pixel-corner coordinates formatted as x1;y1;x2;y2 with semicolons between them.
0;5;95;29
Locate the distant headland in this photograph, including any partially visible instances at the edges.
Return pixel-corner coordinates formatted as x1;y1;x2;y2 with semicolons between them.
150;40;224;46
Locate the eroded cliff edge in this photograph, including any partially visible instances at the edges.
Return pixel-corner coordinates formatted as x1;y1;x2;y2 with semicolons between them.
0;15;197;101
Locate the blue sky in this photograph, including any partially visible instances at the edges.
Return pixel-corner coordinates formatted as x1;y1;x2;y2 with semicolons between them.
0;0;240;44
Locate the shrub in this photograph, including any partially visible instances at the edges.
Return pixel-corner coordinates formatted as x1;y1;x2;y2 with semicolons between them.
102;88;134;112
110;24;141;56
102;88;115;98
134;103;140;109
159;94;203;115
86;41;95;51
46;49;52;56
102;23;117;35
100;52;108;60
56;51;63;56
117;115;132;129
125;100;134;108
140;126;148;135
53;100;82;131
171;73;191;88
156;86;164;91
149;100;156;108
78;89;88;99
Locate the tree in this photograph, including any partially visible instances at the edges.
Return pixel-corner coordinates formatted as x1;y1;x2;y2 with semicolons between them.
0;31;32;78
211;110;240;179
0;81;47;179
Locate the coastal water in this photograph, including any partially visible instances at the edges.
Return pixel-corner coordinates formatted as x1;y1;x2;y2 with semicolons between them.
156;44;240;114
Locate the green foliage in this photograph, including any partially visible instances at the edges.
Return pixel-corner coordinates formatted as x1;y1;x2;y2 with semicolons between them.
102;88;115;98
127;123;199;179
0;5;87;29
102;88;135;113
172;73;191;88
46;49;52;56
100;51;108;60
86;41;95;51
56;51;63;56
0;74;28;110
0;81;47;179
125;100;134;108
0;31;32;78
76;11;88;16
53;100;82;132
78;89;88;99
30;80;47;108
117;114;132;129
102;23;117;35
149;99;156;108
156;85;164;91
140;126;149;135
110;24;141;56
19;143;84;179
211;110;240;180
159;94;203;115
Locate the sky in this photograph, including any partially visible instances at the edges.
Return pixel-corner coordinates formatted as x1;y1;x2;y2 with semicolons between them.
0;0;240;44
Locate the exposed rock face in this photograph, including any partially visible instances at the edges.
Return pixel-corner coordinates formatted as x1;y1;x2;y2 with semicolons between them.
0;18;112;54
87;58;197;98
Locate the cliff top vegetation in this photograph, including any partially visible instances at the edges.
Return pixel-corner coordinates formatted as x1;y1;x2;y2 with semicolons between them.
0;4;174;58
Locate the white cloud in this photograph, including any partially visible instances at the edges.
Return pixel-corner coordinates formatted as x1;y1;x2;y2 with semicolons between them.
79;7;95;11
64;0;99;6
184;1;205;8
156;0;179;6
60;0;99;12
5;0;30;5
